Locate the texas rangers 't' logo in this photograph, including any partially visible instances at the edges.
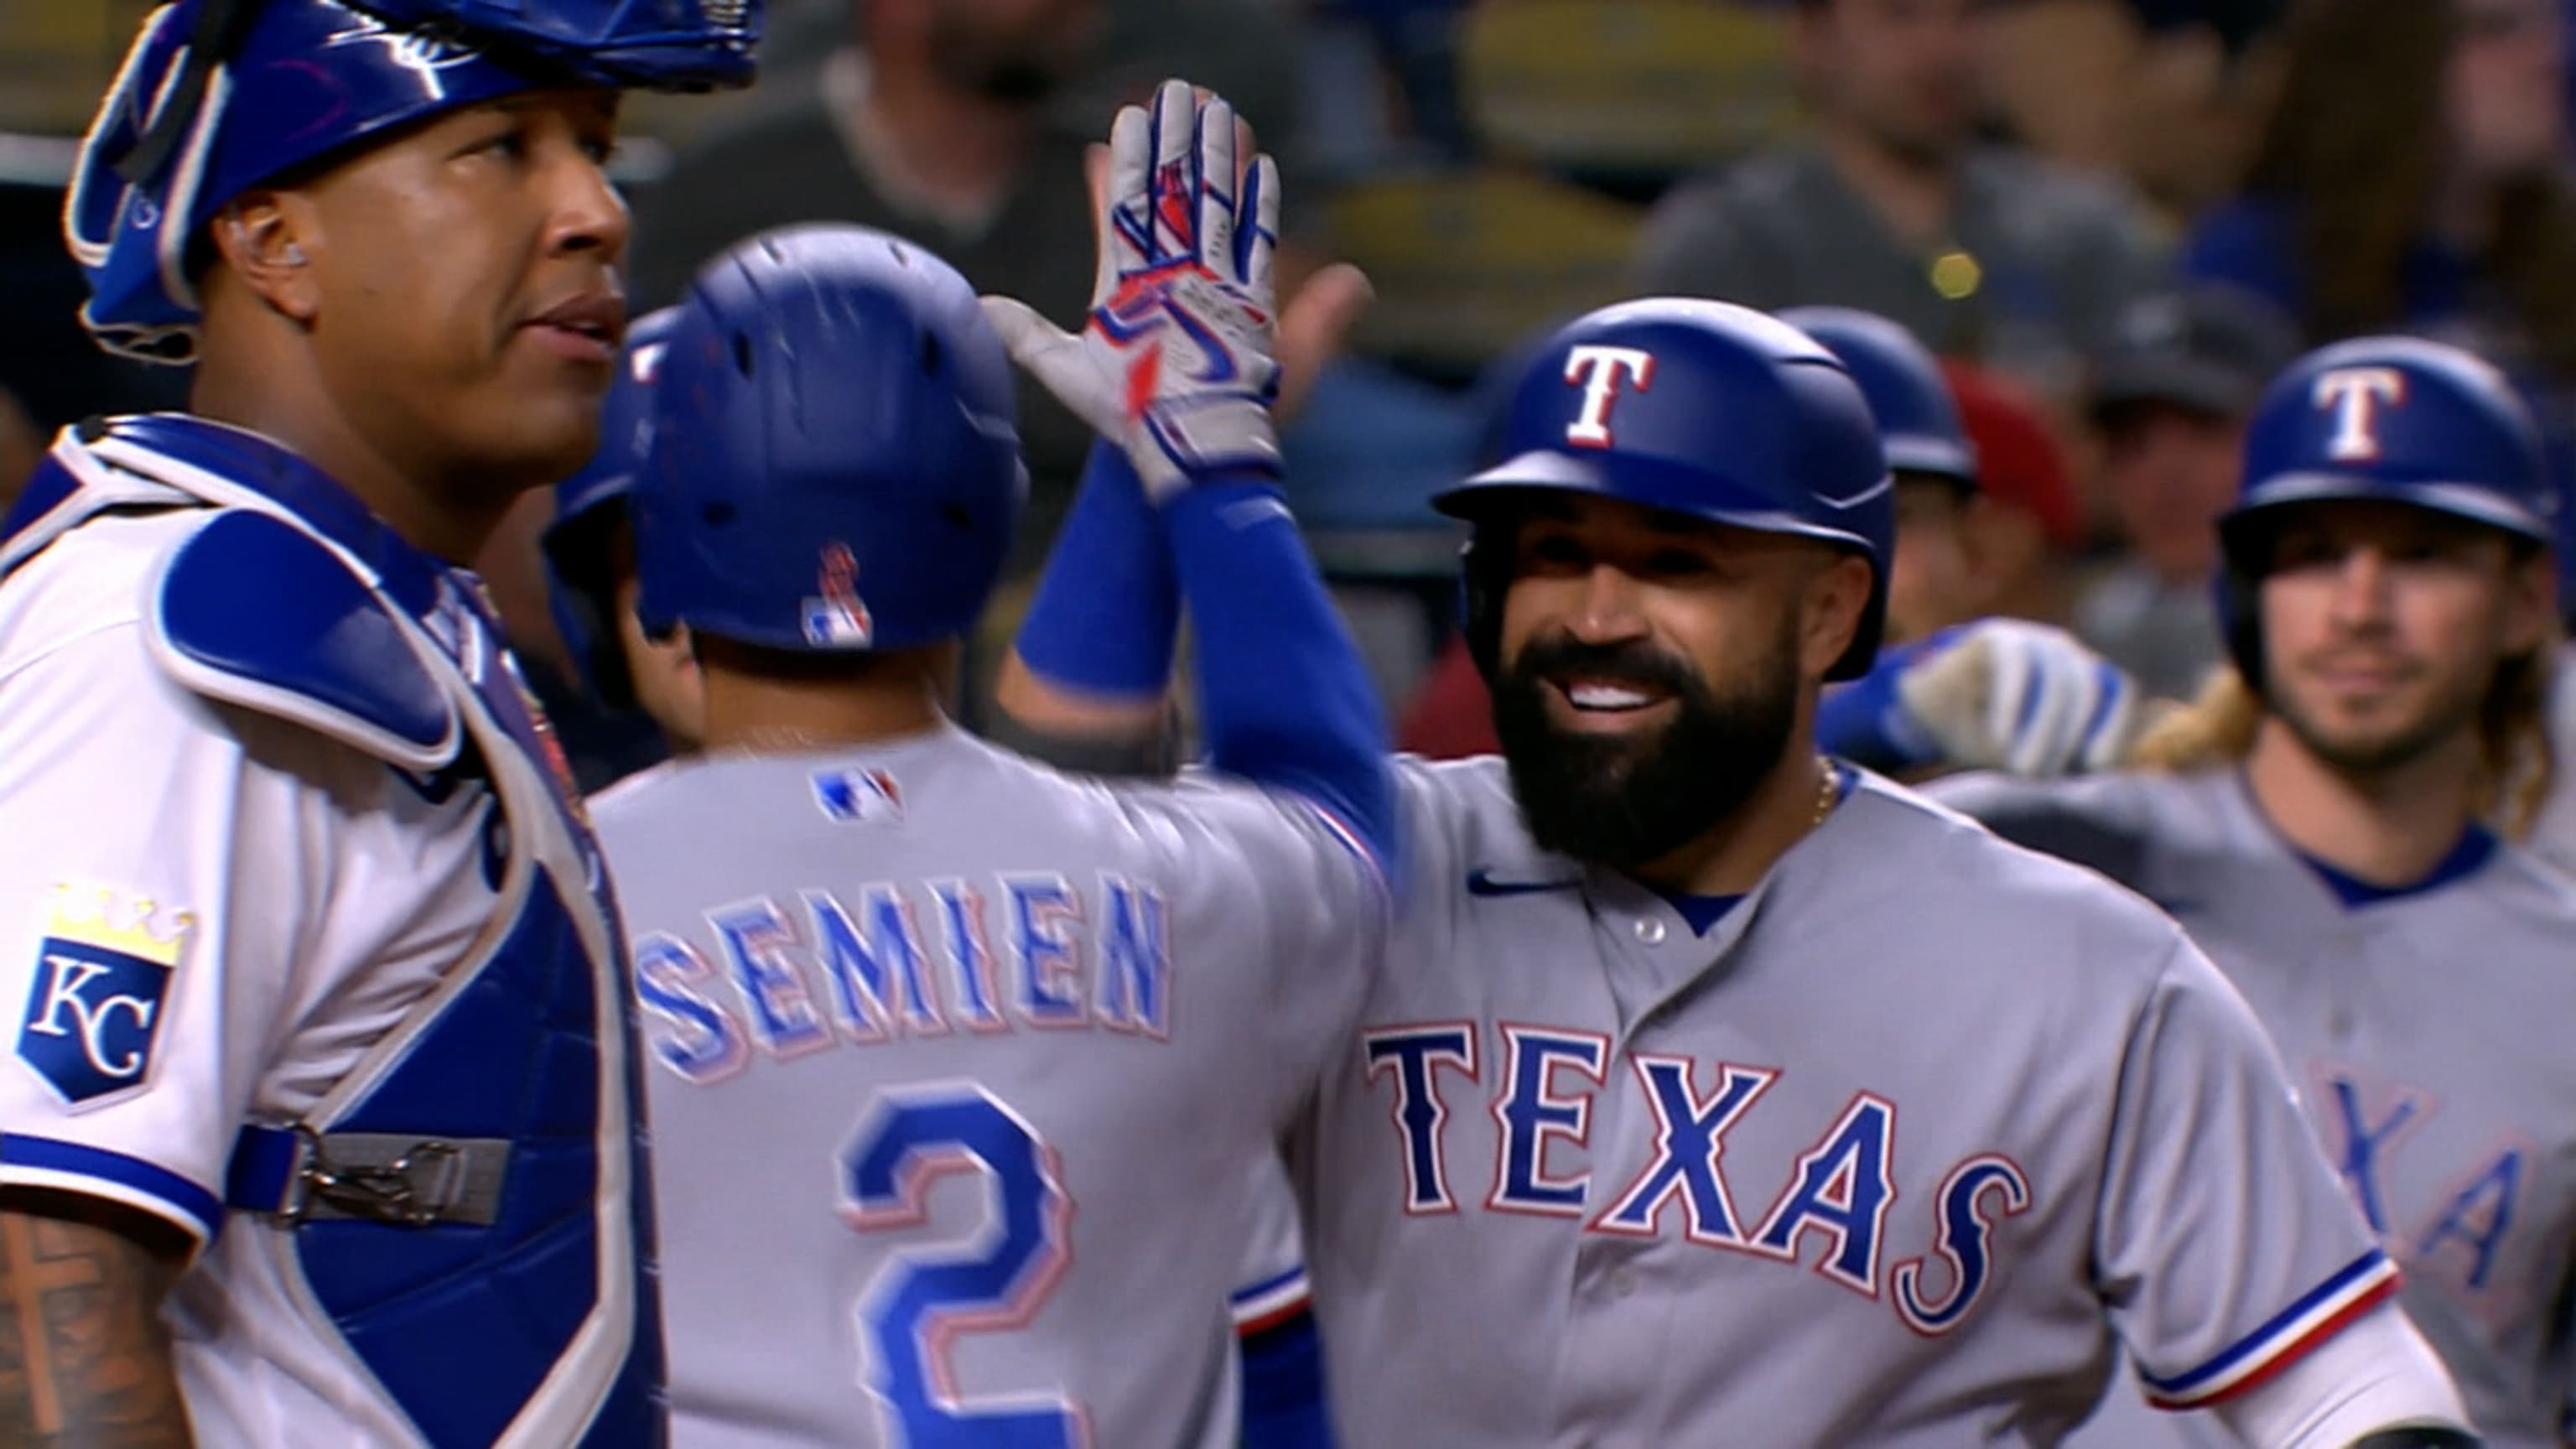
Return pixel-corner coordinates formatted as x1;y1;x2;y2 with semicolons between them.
1563;345;1656;449
2313;366;2407;462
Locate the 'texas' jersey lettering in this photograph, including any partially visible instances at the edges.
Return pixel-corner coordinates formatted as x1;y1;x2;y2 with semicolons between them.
636;873;1176;1083
1363;1021;2030;1335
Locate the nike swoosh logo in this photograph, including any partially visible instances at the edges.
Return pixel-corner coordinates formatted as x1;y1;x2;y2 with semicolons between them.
1467;868;1581;898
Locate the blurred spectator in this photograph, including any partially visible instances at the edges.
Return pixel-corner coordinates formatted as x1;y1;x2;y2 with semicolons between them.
2070;286;2299;700
1943;358;2088;623
2125;0;2287;55
1977;0;2152;177
0;386;40;516
628;0;1106;578
1319;0;1474;165
2111;3;2287;223
1072;0;1314;164
1976;0;2286;224
2184;0;2576;379
1633;0;2169;403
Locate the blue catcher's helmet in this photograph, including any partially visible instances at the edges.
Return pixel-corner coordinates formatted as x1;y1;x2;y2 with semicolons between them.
2217;335;2558;688
633;223;1027;656
543;304;680;706
1778;306;1977;490
1433;297;1894;682
65;0;760;364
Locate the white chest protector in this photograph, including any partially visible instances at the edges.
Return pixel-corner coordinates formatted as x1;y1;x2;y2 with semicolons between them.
0;416;658;1446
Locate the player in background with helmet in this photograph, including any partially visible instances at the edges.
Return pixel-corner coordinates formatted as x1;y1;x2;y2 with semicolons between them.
1777;306;1982;647
594;81;1391;1448
1783;305;2148;782
541;304;704;789
995;282;2475;1442
1929;337;2576;1449
553;257;1347;1449
0;0;756;1441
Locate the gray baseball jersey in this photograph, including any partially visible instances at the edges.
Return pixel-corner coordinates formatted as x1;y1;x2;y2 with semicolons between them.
591;724;1383;1448
2522;641;2576;879
1290;757;2392;1447
1934;767;2576;1448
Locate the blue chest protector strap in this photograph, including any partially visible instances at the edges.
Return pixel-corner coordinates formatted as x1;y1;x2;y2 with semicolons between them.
223;1124;511;1227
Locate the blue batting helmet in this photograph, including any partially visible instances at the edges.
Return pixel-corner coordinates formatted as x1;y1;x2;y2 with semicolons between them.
65;0;759;364
1433;297;1893;682
2216;335;2558;686
543;305;680;706
633;223;1026;656
1778;306;1977;489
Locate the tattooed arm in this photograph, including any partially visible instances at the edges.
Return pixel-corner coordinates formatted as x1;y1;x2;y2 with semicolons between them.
0;1190;191;1447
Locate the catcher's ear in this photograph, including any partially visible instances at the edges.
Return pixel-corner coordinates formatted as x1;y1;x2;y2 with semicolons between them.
210;193;323;323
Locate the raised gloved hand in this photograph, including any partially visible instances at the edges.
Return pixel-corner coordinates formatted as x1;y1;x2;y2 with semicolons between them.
1819;618;2143;777
980;79;1282;501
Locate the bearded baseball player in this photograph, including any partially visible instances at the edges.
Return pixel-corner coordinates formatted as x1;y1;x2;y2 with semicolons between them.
591;89;1393;1448
0;0;756;1441
997;283;2485;1440
1931;336;2576;1449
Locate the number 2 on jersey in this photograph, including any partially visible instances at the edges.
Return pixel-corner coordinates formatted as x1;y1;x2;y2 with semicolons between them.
844;1085;1083;1447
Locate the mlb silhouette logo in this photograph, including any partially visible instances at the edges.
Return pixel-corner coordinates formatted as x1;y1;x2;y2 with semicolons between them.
18;887;189;1109
814;767;904;825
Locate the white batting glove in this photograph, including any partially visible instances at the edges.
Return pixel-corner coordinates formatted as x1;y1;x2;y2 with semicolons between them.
980;80;1283;501
1895;620;2143;776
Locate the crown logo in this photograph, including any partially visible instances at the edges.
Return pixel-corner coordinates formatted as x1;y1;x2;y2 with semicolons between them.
44;884;193;968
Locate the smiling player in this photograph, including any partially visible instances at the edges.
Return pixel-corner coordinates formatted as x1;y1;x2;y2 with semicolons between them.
1935;337;2576;1448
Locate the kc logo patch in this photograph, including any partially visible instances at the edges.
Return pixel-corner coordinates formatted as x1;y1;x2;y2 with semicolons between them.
17;886;190;1109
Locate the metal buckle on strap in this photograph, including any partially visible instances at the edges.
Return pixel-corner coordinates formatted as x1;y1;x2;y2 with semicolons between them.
279;1127;509;1228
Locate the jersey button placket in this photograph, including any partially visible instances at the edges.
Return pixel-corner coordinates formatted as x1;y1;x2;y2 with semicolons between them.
1634;917;1666;946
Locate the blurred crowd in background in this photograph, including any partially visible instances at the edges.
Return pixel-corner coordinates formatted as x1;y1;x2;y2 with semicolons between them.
6;0;2574;758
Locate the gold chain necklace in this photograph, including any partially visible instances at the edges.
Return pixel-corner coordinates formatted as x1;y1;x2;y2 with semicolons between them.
1812;755;1841;828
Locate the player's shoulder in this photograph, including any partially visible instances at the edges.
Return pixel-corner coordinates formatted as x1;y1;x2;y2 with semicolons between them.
0;505;203;658
2467;834;2576;929
1389;752;1542;875
8;422;463;770
584;754;698;836
1839;771;2201;969
0;510;221;773
1921;766;2230;887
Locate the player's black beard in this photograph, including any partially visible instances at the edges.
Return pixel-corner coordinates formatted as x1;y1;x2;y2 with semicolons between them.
1493;624;1800;871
